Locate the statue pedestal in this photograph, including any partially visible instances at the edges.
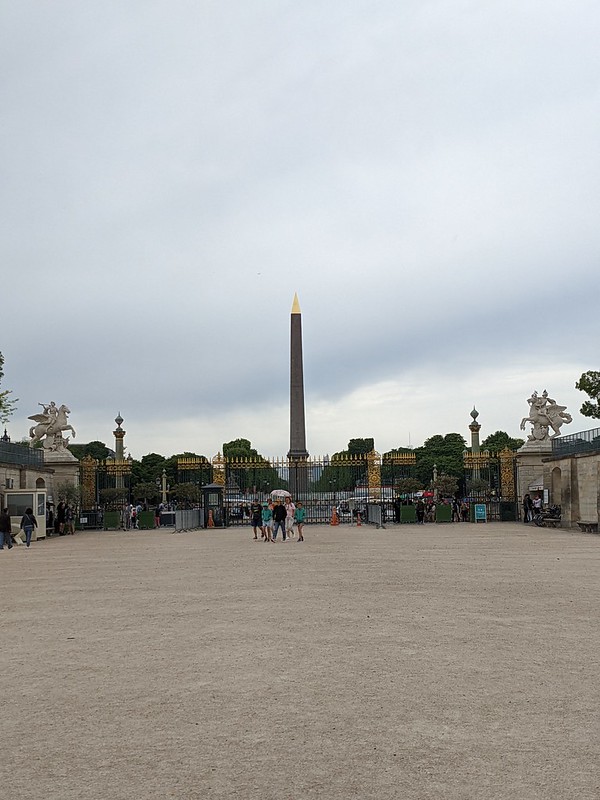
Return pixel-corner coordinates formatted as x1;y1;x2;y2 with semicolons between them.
515;443;552;502
43;449;79;501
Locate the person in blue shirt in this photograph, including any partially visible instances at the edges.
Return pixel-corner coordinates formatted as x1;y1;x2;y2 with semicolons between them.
294;502;306;542
261;502;273;542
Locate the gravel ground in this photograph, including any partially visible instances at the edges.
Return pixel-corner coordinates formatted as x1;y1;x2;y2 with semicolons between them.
1;521;600;800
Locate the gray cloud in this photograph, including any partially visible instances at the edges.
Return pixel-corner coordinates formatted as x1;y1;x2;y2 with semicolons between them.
2;1;599;455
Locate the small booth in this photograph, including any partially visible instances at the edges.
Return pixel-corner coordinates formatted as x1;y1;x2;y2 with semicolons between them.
201;483;225;528
3;490;47;540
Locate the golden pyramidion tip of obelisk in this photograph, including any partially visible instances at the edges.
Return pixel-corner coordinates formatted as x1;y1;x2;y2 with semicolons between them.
291;292;301;314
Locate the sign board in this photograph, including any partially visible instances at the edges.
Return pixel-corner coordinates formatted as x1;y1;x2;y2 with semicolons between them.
79;517;88;524
474;504;487;523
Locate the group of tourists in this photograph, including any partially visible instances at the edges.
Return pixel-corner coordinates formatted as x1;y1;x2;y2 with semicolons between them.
47;500;75;536
522;493;543;523
248;496;306;542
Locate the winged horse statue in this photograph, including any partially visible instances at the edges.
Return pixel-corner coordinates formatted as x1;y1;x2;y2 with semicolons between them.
28;402;76;450
520;390;572;441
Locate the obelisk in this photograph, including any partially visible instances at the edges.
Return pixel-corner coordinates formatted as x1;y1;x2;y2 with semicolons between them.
288;293;308;496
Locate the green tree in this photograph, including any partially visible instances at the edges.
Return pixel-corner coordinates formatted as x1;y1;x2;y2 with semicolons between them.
131;482;161;503
413;433;467;486
167;452;211;488
347;438;374;455
381;446;416;487
100;488;125;508
480;431;524;452
170;482;201;506
313;439;372;492
222;438;281;493
432;473;459;498
576;370;600;419
55;482;82;506
223;438;259;458
131;453;167;485
69;440;111;461
395;477;423;495
0;351;18;425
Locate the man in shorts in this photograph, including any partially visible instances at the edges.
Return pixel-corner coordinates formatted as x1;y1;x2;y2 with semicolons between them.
294;501;306;541
250;499;262;540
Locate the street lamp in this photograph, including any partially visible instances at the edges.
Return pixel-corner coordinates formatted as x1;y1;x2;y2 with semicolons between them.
161;468;168;505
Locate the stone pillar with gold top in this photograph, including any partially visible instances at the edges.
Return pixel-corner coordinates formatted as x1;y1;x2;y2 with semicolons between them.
469;407;482;478
113;413;126;490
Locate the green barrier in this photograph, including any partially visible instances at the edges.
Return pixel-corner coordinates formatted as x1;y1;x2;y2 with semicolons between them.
137;511;155;529
435;504;452;523
103;511;120;530
400;506;417;524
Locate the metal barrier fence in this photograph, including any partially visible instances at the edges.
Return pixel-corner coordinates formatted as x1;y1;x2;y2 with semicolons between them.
175;509;203;530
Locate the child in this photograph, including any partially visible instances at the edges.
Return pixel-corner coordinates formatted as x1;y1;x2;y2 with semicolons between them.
294;502;306;542
261;502;273;542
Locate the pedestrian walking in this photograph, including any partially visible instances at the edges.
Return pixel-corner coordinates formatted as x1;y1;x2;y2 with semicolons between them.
64;504;75;535
0;507;13;550
272;500;287;542
56;500;66;535
250;499;262;540
261;501;273;542
294;502;306;541
284;496;296;538
20;507;37;548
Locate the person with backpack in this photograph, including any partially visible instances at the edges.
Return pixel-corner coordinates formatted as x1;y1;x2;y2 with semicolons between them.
20;507;37;548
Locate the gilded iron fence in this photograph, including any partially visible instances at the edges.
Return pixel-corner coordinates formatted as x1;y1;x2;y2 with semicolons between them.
79;449;421;526
223;451;417;526
462;447;518;521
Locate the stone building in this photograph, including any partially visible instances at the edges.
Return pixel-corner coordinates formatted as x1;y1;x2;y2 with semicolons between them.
0;438;79;540
540;427;600;529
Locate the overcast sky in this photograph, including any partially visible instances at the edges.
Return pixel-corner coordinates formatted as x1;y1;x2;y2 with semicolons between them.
2;1;599;459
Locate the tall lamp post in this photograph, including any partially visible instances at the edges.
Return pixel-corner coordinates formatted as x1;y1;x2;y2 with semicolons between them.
161;468;168;506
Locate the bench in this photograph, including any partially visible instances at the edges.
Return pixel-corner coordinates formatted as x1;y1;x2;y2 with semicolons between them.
544;518;562;528
577;521;599;533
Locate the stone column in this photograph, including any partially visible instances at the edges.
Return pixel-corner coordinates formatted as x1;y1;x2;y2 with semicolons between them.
113;414;125;491
469;407;481;478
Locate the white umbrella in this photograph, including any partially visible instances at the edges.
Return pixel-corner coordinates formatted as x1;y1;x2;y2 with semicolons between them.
270;489;291;499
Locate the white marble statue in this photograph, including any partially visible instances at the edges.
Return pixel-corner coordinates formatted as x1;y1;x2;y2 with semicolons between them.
28;402;76;451
520;390;572;443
